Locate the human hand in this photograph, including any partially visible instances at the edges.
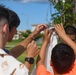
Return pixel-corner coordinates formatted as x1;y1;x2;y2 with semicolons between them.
31;24;47;39
43;28;53;44
26;41;39;58
54;24;66;39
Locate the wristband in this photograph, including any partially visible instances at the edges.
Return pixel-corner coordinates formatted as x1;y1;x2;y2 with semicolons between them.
29;34;35;40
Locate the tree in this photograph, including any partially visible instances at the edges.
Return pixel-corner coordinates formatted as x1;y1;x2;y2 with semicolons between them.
21;30;31;38
49;0;76;27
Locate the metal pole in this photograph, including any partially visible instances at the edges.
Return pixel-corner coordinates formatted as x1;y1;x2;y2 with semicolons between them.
25;14;28;29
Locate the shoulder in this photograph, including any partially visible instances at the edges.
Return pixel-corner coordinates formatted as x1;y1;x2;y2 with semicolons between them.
64;60;76;75
0;54;29;75
36;65;52;75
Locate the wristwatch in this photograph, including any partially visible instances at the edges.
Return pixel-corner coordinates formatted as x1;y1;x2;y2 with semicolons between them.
25;57;34;64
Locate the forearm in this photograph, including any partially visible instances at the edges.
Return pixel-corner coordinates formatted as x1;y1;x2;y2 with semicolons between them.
24;61;32;71
9;35;33;58
60;33;76;55
37;41;48;67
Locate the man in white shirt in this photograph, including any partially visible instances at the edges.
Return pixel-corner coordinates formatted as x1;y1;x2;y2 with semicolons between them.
0;5;47;75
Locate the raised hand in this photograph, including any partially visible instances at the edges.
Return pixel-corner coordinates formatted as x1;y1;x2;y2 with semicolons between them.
54;24;76;55
31;24;47;39
43;28;53;44
26;40;39;58
54;24;65;39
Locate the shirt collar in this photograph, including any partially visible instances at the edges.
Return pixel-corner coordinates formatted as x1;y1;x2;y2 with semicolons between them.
0;48;7;54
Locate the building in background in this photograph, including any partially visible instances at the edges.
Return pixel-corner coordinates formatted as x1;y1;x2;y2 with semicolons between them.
13;30;26;40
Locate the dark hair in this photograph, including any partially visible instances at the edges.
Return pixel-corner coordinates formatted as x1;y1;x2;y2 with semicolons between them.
51;43;75;74
0;5;9;23
64;26;76;35
0;4;20;31
8;9;20;31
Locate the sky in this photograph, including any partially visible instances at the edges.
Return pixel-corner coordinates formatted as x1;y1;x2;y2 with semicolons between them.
0;0;56;31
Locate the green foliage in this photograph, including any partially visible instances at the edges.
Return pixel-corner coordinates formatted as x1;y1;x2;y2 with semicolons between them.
49;0;76;27
21;30;32;38
34;33;43;41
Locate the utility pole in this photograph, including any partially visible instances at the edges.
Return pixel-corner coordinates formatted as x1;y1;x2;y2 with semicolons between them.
25;14;28;29
21;13;28;29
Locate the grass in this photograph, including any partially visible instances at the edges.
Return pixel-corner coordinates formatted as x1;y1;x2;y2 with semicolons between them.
6;39;23;45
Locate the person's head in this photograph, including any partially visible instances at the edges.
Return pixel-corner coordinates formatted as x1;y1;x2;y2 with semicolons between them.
7;9;20;42
0;5;9;48
64;26;76;43
51;43;75;74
